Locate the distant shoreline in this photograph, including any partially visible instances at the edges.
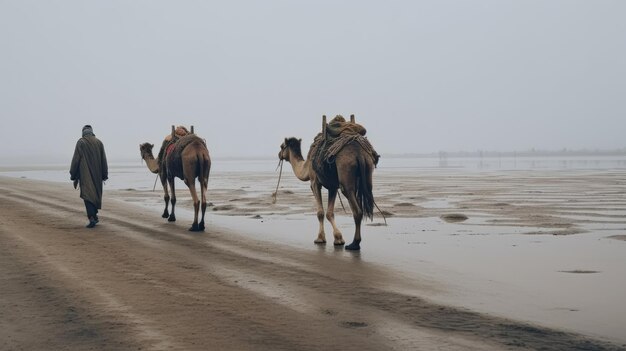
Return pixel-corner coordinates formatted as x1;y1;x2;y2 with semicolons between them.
384;149;626;159
2;152;626;172
2;148;626;167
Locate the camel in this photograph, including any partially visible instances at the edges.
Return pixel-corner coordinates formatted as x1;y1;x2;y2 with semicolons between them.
140;125;193;220
278;115;377;250
140;125;211;231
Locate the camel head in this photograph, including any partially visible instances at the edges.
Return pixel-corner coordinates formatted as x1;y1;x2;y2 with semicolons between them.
139;142;155;160
279;137;302;162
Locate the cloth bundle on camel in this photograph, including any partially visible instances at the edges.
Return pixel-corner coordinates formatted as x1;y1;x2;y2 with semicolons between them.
309;115;380;176
157;126;190;166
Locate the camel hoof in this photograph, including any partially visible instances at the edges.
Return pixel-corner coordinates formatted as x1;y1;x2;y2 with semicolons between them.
345;241;361;251
168;215;176;222
314;239;326;245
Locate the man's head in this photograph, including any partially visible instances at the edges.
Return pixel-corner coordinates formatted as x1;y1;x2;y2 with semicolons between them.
82;125;94;137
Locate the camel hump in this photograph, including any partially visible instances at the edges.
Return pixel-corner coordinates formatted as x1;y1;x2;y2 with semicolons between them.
309;133;379;176
159;130;200;164
177;133;204;143
173;134;206;153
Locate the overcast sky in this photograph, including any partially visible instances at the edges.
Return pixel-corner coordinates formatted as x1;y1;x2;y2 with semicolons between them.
1;0;625;162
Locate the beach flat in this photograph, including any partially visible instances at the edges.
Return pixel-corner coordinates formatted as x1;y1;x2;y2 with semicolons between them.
1;174;625;350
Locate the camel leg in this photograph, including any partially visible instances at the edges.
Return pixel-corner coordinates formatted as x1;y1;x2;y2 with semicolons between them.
167;177;177;222
188;178;201;232
161;175;170;218
311;181;326;244
199;175;208;231
326;187;345;246
342;186;362;251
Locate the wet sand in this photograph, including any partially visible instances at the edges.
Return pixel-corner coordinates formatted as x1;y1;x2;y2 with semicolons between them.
1;171;626;350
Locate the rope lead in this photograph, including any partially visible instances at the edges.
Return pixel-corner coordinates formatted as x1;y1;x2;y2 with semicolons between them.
272;159;284;204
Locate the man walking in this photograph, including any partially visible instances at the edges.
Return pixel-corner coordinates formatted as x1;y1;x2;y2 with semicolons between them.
70;125;108;228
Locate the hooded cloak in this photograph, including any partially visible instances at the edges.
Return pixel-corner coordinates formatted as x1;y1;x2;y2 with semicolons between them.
70;129;108;209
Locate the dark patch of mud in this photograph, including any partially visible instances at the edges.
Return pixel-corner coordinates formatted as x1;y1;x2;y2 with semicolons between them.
394;202;416;207
341;321;368;328
213;205;235;211
440;213;468;223
559;270;600;274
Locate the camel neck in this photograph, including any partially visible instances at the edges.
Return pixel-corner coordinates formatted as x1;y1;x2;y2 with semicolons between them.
287;153;310;181
143;155;160;174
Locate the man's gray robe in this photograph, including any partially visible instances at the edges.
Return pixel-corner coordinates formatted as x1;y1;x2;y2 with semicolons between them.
70;135;108;209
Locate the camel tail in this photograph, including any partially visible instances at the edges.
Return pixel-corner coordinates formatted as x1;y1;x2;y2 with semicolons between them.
203;154;211;188
357;154;374;221
197;152;210;190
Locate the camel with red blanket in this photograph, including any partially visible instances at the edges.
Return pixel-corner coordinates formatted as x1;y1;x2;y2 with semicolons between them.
140;125;211;231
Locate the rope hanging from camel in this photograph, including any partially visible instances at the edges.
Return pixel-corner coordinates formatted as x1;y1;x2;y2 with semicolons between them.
272;159;284;204
374;200;387;225
337;192;386;225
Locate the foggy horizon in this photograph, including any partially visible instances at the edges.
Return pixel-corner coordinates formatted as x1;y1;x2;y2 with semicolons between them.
1;1;625;163
2;144;626;166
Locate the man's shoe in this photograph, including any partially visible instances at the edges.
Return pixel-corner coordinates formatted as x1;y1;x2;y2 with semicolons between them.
86;219;96;228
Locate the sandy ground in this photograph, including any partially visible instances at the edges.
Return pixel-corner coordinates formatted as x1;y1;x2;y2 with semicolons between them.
1;172;626;350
